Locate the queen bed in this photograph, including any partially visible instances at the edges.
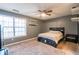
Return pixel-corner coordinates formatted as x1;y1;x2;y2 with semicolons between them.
37;27;65;47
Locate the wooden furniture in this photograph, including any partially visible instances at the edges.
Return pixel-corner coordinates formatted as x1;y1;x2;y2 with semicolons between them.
49;27;65;35
38;27;65;47
65;34;78;43
49;27;65;44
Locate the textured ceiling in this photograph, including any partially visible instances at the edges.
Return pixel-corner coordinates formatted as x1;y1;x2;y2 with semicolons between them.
0;3;78;20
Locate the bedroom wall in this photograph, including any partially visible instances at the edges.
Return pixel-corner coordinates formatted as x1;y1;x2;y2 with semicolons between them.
77;22;79;35
41;16;78;35
0;10;42;45
0;9;78;45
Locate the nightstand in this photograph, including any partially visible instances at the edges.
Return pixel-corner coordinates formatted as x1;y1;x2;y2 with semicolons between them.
65;34;78;43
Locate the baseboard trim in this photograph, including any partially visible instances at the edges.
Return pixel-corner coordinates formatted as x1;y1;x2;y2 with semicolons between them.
4;37;37;47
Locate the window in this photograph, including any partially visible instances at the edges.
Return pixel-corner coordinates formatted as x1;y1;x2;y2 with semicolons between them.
14;17;26;37
3;15;14;39
0;14;26;39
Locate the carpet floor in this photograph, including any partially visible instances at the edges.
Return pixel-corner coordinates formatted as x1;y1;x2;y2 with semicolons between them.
5;38;79;55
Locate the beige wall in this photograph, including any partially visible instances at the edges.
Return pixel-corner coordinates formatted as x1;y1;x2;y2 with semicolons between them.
41;16;77;35
0;9;77;45
0;10;43;45
4;18;42;45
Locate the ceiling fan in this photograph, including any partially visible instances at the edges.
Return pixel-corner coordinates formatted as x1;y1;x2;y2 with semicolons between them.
38;9;53;16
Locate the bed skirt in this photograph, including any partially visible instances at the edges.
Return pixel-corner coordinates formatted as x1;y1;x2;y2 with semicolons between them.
37;37;57;47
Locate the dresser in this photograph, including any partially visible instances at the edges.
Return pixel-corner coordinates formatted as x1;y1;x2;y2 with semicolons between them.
65;34;78;43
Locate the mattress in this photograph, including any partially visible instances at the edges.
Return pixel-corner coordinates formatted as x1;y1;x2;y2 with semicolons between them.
38;31;63;44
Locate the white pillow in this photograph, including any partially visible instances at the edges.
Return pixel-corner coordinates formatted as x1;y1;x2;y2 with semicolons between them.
49;30;62;34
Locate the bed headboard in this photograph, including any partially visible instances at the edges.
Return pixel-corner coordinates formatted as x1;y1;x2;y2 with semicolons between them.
49;27;65;35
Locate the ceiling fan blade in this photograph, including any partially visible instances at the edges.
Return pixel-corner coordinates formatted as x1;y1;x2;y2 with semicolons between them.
47;10;52;12
46;13;51;16
44;10;53;13
43;10;46;12
38;10;43;12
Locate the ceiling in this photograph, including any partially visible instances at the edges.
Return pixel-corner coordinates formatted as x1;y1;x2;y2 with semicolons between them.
0;3;78;20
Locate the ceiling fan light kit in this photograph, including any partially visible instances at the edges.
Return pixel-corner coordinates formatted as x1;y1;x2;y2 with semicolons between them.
41;13;46;17
38;9;53;16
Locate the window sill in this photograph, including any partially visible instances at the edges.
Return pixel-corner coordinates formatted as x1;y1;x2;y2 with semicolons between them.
4;35;27;40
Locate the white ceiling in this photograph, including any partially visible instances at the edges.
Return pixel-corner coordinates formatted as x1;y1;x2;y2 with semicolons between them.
0;3;78;20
